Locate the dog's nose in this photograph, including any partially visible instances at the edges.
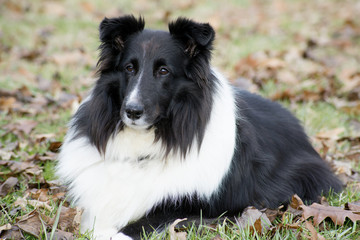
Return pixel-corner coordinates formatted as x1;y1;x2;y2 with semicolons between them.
125;104;144;120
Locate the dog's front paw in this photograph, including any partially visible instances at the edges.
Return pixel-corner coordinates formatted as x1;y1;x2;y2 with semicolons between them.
110;232;133;240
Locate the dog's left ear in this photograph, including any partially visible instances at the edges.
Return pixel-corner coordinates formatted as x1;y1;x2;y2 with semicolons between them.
168;18;215;58
169;18;215;86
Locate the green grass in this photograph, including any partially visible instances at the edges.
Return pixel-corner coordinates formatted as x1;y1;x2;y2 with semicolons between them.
1;0;360;239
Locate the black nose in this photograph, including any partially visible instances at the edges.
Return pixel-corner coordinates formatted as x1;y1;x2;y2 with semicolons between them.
125;104;144;120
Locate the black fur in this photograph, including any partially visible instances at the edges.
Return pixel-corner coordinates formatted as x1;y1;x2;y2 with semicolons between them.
70;15;342;239
72;16;215;156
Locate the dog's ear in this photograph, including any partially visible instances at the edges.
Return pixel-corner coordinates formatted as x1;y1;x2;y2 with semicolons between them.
168;18;215;58
99;15;145;51
169;18;215;87
97;15;144;74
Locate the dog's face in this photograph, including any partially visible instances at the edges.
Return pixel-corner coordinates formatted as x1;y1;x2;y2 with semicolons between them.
119;31;186;129
97;16;215;130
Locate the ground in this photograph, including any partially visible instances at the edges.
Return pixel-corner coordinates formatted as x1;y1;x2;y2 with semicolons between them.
0;0;360;239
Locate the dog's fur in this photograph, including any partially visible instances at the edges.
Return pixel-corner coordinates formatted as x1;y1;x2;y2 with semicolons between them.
57;15;342;240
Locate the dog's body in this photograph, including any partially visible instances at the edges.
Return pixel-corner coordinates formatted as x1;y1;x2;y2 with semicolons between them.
57;16;341;240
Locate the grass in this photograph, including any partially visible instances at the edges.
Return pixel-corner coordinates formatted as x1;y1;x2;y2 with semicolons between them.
1;0;360;239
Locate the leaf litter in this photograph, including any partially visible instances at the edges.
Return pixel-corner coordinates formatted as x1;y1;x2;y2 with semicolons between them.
1;0;360;239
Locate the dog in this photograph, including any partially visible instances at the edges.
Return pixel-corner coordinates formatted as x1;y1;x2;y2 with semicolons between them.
57;15;342;240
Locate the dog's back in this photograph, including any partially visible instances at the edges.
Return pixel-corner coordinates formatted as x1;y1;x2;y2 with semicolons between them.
57;15;341;240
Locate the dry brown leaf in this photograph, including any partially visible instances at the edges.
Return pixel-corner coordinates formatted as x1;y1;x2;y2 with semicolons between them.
0;177;18;197
0;149;13;161
41;2;66;17
290;194;305;209
339;68;360;93
0;96;16;111
304;220;325;240
0;224;12;232
283;196;304;226
45;229;75;240
264;208;281;223
15;210;43;238
302;203;360;225
345;201;360;212
80;2;95;13
0;225;23;239
54;206;80;232
51;50;92;67
35;133;57;143
332;99;360;115
237;206;272;234
276;69;299;85
48;141;62;153
316;128;345;141
6;160;43;177
14;196;53;212
29;188;50;202
3;119;38;136
169;218;188;240
331;160;353;176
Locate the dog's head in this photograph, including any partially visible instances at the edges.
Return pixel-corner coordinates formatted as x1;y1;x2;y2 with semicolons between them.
77;15;216;155
97;15;215;130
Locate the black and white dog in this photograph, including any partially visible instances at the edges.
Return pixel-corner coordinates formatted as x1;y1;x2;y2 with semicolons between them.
57;15;341;240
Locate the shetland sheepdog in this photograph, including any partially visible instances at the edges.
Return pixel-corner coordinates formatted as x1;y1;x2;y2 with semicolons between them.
57;15;341;240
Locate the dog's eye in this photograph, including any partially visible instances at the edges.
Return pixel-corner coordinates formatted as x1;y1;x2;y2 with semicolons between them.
125;64;135;73
158;67;169;76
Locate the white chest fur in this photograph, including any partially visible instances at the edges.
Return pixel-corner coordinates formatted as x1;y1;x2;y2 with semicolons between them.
56;71;237;239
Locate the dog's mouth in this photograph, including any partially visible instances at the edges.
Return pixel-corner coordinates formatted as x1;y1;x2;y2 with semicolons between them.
125;121;151;130
121;113;152;130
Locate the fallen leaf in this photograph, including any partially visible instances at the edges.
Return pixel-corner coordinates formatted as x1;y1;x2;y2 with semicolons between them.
304;220;326;240
29;188;50;202
345;201;360;212
41;2;67;17
3;119;38;136
5;160;43;177
0;177;18;197
19;48;42;61
236;206;272;234
276;69;299;85
14;196;53;212
51;50;92;67
302;203;360;225
0;224;12;232
316;128;345;141
48;141;62;152
0;149;13;161
0;96;16;111
264;208;282;223
290;194;305;209
333;99;360;115
0;225;23;239
169;218;188;240
45;229;75;240
16;210;43;238
331;160;353;176
50;206;80;232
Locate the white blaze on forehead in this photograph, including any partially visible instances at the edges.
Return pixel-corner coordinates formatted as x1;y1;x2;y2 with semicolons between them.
127;69;144;105
126;49;147;105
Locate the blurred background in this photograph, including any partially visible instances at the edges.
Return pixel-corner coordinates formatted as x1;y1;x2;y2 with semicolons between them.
1;0;360;145
0;0;360;238
1;0;360;193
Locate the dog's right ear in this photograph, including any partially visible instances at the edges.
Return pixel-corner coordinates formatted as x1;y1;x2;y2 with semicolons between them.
97;15;144;74
99;15;145;51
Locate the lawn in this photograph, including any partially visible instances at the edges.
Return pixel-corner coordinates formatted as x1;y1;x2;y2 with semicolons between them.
1;0;360;239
